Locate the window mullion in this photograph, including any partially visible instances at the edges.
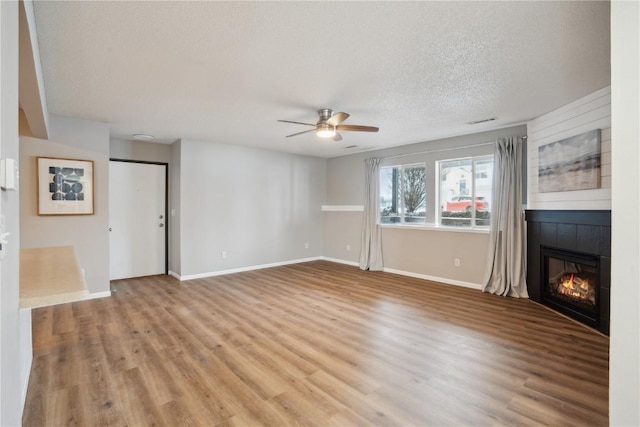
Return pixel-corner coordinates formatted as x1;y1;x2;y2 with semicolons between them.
471;160;476;226
399;166;404;222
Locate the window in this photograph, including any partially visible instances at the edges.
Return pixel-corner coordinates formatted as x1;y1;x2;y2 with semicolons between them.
380;164;426;224
438;156;493;227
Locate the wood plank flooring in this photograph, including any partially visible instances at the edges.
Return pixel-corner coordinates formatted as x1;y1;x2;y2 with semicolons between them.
23;261;609;426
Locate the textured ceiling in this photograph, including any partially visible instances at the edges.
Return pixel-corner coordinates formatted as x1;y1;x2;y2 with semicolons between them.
32;1;610;158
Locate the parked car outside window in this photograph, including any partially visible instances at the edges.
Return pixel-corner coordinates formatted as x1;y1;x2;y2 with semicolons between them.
445;196;489;212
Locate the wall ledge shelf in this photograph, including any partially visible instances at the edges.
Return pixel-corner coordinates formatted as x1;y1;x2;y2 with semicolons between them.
20;246;89;308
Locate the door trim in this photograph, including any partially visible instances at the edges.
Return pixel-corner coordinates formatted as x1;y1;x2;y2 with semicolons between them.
110;158;169;275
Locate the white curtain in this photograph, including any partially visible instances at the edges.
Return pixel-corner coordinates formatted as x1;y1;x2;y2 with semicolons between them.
359;158;384;271
482;137;528;297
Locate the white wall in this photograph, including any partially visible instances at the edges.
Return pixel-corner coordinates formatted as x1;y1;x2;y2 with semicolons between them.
610;1;640;424
527;86;611;210
324;125;526;285
20;115;111;294
178;139;326;278
0;1;26;424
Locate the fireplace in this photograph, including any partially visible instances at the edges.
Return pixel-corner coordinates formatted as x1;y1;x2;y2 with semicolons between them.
541;246;599;327
525;210;610;335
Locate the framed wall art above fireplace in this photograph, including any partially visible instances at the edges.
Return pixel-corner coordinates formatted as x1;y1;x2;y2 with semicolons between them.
537;129;601;193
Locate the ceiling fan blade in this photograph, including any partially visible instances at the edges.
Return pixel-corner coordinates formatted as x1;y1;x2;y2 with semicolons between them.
332;132;343;142
278;120;316;126
336;124;379;132
326;112;350;126
286;128;317;138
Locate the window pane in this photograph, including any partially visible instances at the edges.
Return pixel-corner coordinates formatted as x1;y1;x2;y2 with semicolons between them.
402;166;426;223
440;159;473;227
474;158;493;227
380;167;401;223
380;165;426;224
439;156;493;228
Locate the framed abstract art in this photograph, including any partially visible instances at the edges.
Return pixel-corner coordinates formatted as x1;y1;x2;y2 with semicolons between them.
37;157;94;215
537;129;601;193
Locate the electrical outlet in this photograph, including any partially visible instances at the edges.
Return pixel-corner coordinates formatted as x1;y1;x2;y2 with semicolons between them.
221;251;227;259
454;258;460;267
305;242;309;249
346;244;351;251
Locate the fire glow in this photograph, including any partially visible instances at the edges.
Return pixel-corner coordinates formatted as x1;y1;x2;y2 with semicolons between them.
557;274;596;305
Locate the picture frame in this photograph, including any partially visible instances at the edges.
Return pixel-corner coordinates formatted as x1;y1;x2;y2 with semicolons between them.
537;129;601;193
37;156;94;215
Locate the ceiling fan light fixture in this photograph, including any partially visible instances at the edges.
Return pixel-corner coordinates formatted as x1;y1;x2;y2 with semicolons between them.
279;109;378;139
316;124;336;138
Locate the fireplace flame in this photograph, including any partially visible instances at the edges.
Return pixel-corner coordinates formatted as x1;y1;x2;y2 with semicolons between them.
558;274;592;301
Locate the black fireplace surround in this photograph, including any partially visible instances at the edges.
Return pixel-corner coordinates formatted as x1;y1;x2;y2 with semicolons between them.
525;210;611;335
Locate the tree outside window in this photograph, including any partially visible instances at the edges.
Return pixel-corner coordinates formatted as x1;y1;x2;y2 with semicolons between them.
380;165;426;224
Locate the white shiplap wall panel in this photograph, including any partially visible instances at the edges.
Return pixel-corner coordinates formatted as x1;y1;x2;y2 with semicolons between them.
527;88;610;132
527;86;611;210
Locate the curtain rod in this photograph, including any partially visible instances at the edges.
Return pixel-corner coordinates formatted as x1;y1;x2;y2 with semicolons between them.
378;135;527;161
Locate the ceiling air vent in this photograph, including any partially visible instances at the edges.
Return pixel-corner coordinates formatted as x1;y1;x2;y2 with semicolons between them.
466;117;498;125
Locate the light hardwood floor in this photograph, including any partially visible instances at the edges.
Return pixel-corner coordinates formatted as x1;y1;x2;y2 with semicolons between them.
23;261;609;426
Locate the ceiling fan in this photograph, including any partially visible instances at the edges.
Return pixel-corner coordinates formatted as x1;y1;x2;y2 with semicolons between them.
278;108;379;142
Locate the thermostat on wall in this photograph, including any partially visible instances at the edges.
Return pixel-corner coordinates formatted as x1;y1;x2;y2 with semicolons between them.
0;159;18;191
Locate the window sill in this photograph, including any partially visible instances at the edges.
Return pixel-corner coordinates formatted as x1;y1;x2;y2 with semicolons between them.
379;223;490;234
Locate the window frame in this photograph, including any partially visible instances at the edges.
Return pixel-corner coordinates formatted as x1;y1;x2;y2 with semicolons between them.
436;155;493;229
379;163;427;225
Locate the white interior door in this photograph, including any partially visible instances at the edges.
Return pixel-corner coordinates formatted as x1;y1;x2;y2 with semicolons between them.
109;161;166;280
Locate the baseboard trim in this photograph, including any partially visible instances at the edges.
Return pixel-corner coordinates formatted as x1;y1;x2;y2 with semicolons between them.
20;289;110;309
170;256;482;291
318;257;482;290
320;257;359;267
176;257;323;281
85;291;112;300
19;308;32;417
382;267;482;290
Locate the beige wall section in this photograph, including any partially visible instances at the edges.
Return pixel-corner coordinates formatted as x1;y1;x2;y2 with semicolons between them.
324;211;489;285
382;228;488;285
323;211;361;263
324;125;525;285
18;108;33;136
20;115;111;294
527;86;611;210
179;139;326;277
110;137;171;163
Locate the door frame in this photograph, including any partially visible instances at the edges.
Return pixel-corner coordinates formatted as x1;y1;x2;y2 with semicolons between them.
110;158;169;275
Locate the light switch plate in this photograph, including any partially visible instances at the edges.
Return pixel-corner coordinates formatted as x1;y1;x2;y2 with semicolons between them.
0;159;18;191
